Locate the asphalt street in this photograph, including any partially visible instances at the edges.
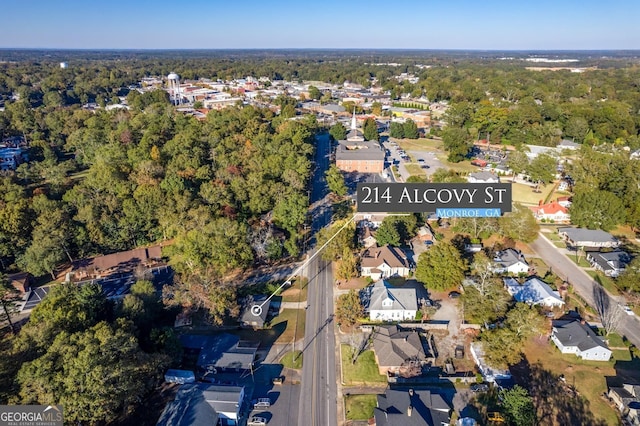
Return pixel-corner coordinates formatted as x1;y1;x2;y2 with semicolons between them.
530;233;640;347
297;131;338;426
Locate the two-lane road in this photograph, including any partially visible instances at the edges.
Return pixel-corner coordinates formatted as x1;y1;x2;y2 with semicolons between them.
530;233;640;347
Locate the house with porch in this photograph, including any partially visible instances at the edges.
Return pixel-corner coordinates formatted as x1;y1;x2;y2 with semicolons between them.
372;325;429;376
550;319;612;361
360;245;410;281
363;279;417;322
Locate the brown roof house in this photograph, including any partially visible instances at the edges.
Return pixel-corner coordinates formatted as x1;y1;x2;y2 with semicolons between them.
7;272;31;294
359;227;377;248
360;245;410;281
372;325;430;376
72;245;164;280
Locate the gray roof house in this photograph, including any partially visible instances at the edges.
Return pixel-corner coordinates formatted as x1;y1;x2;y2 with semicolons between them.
504;277;564;308
586;250;631;277
558;139;580;150
372;325;429;375
363;279;418;322
374;388;450;426
179;333;259;373
608;383;640;425
493;249;529;275
240;294;270;328
550;319;612;361
157;384;245;426
467;171;500;183
558;228;620;249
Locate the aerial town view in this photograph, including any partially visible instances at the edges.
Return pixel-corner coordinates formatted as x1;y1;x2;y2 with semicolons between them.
1;1;640;426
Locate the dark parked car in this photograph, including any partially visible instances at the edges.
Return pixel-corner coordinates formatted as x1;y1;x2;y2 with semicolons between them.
471;383;489;393
448;291;461;299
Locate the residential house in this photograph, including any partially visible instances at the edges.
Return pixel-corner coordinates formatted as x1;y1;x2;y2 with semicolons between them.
504;277;565;308
493;249;529;275
415;226;435;243
558;139;580;150
467;171;500;184
71;245;165;281
372;325;429;376
361;245;411;281
363;279;418;322
586;250;631;277
556;196;572;208
356;213;409;229
359;226;378;248
608;383;640;425
558;228;620;249
239;295;271;328
550;319;612;361
157;384;244;426
529;201;571;223
179;334;259;375
374;388;450;426
7;272;31;294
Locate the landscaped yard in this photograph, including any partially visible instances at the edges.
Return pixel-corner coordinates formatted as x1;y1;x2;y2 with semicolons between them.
280;350;303;369
268;308;306;344
510;182;555;206
587;271;621;296
345;394;377;421
341;344;387;386
569;255;592;268
281;277;308;303
404;163;425;176
521;339;620;425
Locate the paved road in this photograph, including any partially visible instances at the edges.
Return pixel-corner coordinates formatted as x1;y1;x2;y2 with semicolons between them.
297;131;338;426
530;233;640;347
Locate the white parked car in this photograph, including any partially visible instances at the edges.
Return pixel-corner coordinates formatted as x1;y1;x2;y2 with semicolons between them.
248;417;267;426
619;304;635;316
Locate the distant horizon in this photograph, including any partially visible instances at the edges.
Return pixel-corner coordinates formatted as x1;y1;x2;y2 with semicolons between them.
2;47;640;52
2;0;638;51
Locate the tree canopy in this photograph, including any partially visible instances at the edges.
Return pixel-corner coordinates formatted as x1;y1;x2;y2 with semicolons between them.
415;242;467;290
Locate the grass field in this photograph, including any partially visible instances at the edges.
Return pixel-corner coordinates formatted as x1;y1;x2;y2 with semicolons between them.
587;271;621;296
280;350;303;369
341;345;387;386
345;394;377;421
281;277;308;303
569;256;592;268
510;182;555;206
395;138;442;152
268;308;306;344
522;339;620;425
404;163;425;176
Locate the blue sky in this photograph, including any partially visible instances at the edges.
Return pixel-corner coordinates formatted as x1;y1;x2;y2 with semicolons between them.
2;0;639;49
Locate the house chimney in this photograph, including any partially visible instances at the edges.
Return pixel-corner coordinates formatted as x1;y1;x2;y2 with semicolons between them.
539;199;543;206
408;405;413;417
580;319;586;325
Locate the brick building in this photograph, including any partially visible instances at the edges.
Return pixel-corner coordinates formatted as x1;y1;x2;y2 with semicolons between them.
335;112;385;173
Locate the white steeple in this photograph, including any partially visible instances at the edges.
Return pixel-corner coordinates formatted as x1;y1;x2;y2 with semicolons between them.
351;108;357;130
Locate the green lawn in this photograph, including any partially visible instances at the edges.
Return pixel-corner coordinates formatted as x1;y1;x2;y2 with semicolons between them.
345;394;377;421
395;138;442;152
522;340;620;425
280;350;303;369
341;345;387;385
268;309;306;344
605;332;627;349
510;182;555;206
281;277;308;303
553;241;567;248
404;163;425;176
545;232;562;242
587;271;621;296
569;256;592;268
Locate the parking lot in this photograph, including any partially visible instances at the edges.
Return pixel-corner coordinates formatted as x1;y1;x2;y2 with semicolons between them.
381;138;445;181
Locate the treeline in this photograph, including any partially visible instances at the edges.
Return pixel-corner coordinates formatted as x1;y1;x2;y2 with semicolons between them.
0;103;316;291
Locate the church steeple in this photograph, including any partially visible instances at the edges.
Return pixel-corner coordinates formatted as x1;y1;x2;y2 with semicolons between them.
351;108;357;130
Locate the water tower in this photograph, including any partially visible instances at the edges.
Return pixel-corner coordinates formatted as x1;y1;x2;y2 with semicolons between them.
167;72;181;105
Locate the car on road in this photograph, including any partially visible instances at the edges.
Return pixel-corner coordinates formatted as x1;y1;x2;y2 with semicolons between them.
619;304;635;315
421;164;429;169
417;158;425;163
248;417;267;426
470;383;489;393
253;398;271;409
448;291;461;299
272;376;284;385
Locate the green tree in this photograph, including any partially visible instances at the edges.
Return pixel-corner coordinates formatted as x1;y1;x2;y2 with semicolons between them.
363;117;379;141
403;119;419;139
0;274;22;334
442;127;470;162
460;282;510;325
273;193;308;232
329;122;347;141
498;203;540;243
336;247;358;281
371;101;382;116
617;256;640;292
325;165;347;197
336;290;364;328
308;85;321;100
527;153;556;190
375;219;401;246
500;385;537;426
415;242;467;290
17;321;168;424
570;187;626;231
389;122;405;139
316;219;355;261
430;168;466;183
507;150;529;182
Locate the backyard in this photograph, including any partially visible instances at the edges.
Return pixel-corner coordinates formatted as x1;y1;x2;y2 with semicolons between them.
510;182;556;206
281;277;308;303
341;344;387;386
268;308;306;344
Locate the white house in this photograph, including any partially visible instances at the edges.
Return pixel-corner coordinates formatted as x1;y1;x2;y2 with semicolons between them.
551;320;612;361
528;201;571;223
493;249;529;275
363;279;417;321
467;171;500;184
586;250;631;278
558;228;620;249
360;245;410;281
504;277;565;308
